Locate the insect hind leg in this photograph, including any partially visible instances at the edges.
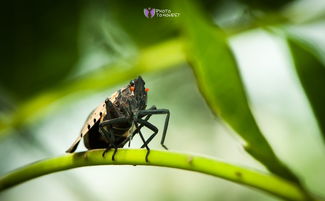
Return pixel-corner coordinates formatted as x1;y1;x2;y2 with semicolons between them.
102;146;118;161
99;117;130;161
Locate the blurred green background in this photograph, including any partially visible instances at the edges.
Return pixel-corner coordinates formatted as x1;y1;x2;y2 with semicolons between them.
0;0;325;200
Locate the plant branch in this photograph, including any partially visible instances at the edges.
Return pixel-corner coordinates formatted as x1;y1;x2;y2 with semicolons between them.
0;149;315;201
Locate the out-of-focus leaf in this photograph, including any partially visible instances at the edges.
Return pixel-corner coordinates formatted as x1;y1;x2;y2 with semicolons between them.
0;38;185;137
238;0;295;11
287;37;325;143
0;0;80;100
176;0;301;183
107;0;222;47
107;0;178;47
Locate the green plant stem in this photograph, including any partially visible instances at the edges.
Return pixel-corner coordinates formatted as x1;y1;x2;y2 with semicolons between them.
0;149;314;201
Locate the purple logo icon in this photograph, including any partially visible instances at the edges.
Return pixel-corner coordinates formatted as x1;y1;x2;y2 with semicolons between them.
144;8;155;18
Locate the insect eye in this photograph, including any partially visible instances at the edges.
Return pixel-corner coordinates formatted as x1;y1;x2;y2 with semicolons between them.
130;80;135;86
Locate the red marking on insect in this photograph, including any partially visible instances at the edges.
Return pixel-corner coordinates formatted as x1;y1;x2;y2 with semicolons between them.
130;86;135;91
145;88;149;92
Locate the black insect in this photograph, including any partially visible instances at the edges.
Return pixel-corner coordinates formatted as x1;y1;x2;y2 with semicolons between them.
66;76;170;162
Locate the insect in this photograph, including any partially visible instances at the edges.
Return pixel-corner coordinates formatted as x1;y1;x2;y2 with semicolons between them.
66;76;170;162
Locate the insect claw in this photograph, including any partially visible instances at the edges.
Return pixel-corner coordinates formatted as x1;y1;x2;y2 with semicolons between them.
102;148;109;157
162;144;168;150
145;150;150;163
111;147;118;161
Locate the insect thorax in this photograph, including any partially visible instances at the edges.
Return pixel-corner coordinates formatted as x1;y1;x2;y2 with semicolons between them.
109;87;147;118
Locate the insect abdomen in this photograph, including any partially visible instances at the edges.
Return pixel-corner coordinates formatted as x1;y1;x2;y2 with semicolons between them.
83;122;108;149
83;121;132;149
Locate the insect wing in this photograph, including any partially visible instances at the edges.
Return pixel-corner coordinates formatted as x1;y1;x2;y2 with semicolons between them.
80;102;106;136
66;102;106;153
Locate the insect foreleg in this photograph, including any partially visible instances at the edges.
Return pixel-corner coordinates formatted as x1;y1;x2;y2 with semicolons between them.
137;109;170;150
134;122;150;162
135;118;158;149
128;105;157;147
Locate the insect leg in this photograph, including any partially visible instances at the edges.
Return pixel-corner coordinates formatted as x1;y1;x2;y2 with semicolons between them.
105;98;118;118
135;118;158;149
99;117;130;160
128;105;157;147
134;122;150;162
98;126;115;150
138;109;170;150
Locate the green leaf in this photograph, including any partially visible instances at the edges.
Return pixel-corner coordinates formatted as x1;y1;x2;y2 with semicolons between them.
287;37;325;143
0;38;185;137
176;0;301;183
0;1;80;100
107;0;222;47
238;0;295;11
